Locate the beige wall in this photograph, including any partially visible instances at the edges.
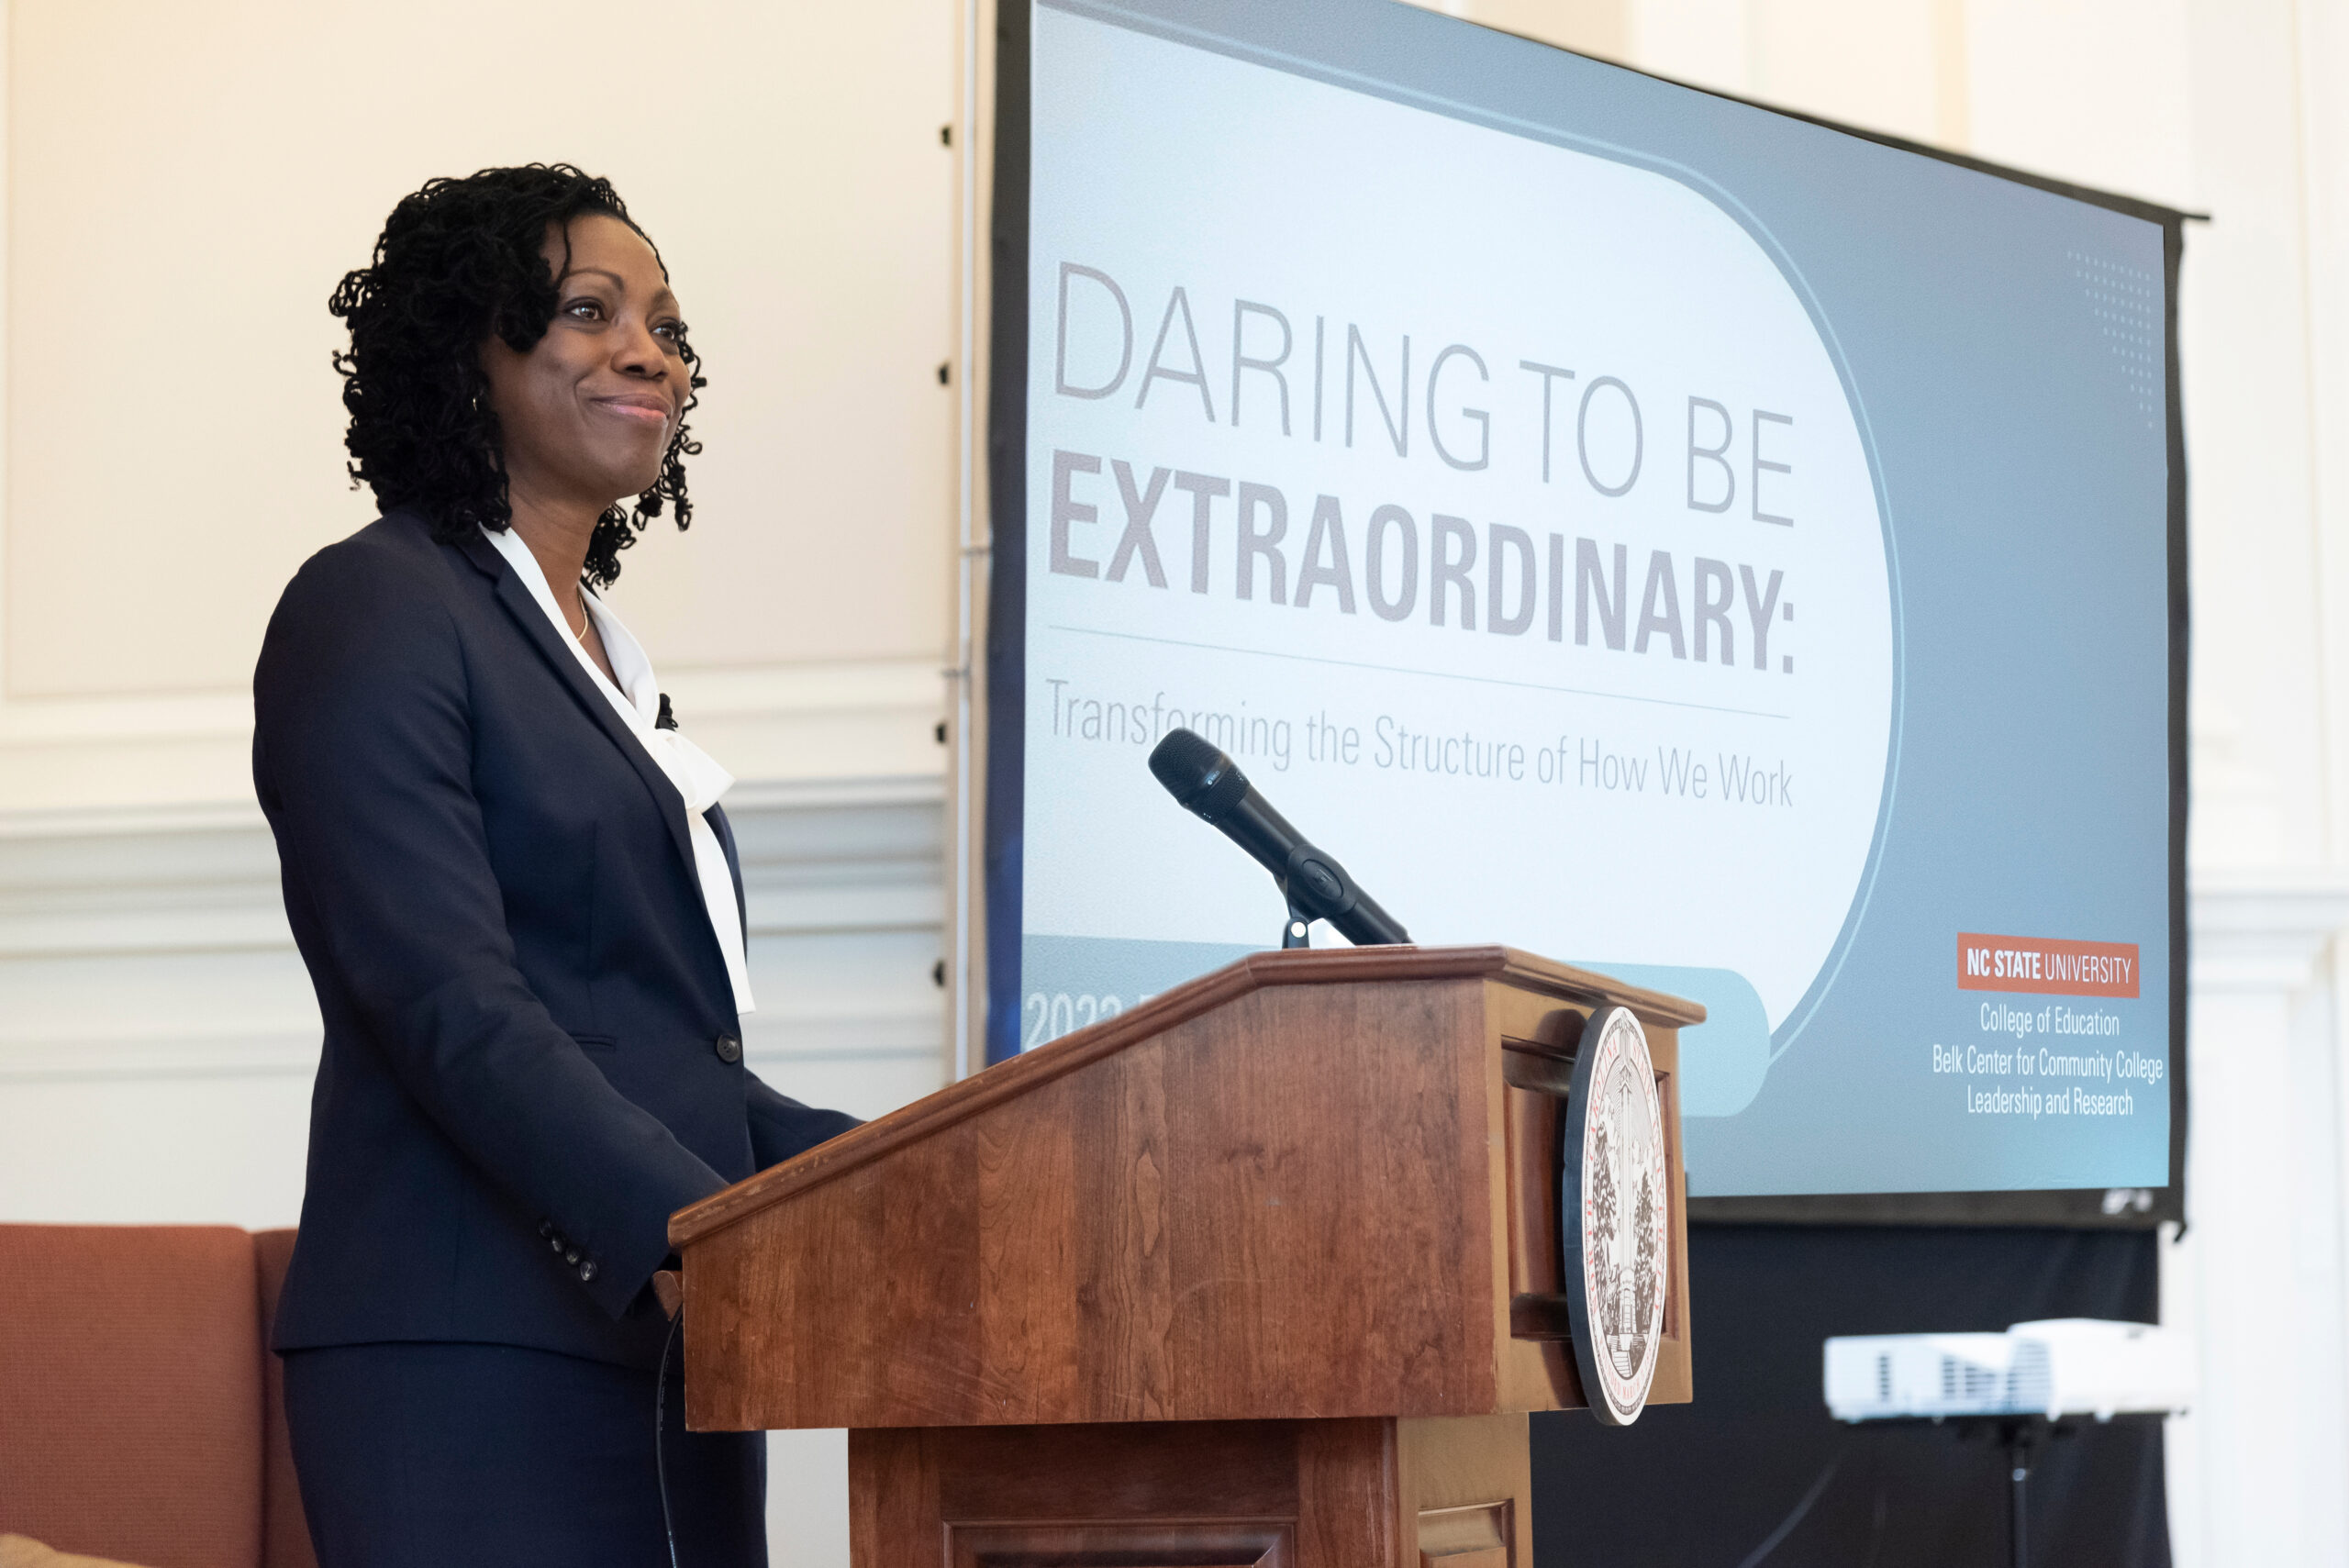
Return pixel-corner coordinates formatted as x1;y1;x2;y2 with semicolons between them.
0;0;961;810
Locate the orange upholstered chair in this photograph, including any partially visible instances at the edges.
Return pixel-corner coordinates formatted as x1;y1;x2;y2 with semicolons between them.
0;1226;317;1568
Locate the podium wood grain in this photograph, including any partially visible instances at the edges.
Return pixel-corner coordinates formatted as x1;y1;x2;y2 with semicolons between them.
672;946;1698;1566
670;945;1699;1432
851;1413;1534;1568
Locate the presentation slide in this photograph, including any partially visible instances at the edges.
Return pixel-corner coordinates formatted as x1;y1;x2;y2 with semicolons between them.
1002;0;2175;1199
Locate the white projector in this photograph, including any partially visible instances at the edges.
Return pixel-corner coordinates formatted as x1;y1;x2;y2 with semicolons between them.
1823;1318;2195;1423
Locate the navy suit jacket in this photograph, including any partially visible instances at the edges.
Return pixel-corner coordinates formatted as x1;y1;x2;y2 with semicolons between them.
254;507;856;1369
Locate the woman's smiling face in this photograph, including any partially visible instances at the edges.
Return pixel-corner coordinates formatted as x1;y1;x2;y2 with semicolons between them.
481;214;692;510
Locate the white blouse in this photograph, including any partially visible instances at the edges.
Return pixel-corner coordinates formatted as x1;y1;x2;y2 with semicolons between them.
482;525;755;1017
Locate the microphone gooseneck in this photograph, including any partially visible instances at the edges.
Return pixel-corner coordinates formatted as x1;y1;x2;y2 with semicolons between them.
1147;728;1411;948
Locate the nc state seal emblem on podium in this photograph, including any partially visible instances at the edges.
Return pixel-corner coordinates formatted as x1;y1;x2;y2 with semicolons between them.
1563;1005;1671;1424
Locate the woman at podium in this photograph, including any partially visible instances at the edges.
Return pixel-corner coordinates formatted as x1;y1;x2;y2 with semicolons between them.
250;164;854;1566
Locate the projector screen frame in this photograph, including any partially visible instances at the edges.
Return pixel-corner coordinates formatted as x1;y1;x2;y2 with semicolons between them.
974;0;2191;1229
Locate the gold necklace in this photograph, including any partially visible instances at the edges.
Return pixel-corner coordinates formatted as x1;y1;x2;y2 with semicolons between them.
565;600;590;642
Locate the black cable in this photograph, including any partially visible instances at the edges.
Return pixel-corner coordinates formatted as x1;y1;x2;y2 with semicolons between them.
656;1307;683;1568
1732;1454;1841;1568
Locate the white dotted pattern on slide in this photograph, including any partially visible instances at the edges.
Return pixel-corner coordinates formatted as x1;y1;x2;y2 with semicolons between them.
2068;249;2162;430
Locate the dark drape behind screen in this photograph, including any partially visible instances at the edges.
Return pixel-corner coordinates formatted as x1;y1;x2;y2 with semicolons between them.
1534;1225;2166;1566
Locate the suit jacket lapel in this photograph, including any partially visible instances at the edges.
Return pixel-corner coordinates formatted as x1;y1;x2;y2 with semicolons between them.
706;802;749;940
459;530;698;877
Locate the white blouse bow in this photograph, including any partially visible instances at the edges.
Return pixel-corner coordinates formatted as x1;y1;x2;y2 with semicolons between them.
482;525;755;1016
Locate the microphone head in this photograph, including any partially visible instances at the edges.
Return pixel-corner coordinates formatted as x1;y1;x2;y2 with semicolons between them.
1149;728;1249;818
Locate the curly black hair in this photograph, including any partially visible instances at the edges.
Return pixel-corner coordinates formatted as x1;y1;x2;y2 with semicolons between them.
329;163;705;587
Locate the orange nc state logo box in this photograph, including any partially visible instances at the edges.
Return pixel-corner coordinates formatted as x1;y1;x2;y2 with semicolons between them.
1956;933;2140;998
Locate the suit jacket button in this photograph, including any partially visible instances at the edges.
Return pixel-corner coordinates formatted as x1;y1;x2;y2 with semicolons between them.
538;1219;555;1239
564;1248;580;1265
579;1260;598;1283
715;1033;741;1063
549;1235;566;1255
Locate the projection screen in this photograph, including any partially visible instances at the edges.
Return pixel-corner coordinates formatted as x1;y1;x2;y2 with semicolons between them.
979;0;2188;1224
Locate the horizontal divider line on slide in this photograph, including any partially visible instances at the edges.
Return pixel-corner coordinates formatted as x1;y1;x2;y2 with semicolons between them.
1045;622;1791;721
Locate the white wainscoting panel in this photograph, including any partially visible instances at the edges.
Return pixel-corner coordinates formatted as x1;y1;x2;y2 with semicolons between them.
0;778;950;1228
2165;872;2349;1568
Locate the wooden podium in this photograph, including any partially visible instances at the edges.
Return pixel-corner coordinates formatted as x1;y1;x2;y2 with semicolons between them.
669;946;1701;1567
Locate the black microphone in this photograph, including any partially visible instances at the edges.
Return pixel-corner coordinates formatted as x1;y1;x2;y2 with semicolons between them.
1147;728;1411;947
